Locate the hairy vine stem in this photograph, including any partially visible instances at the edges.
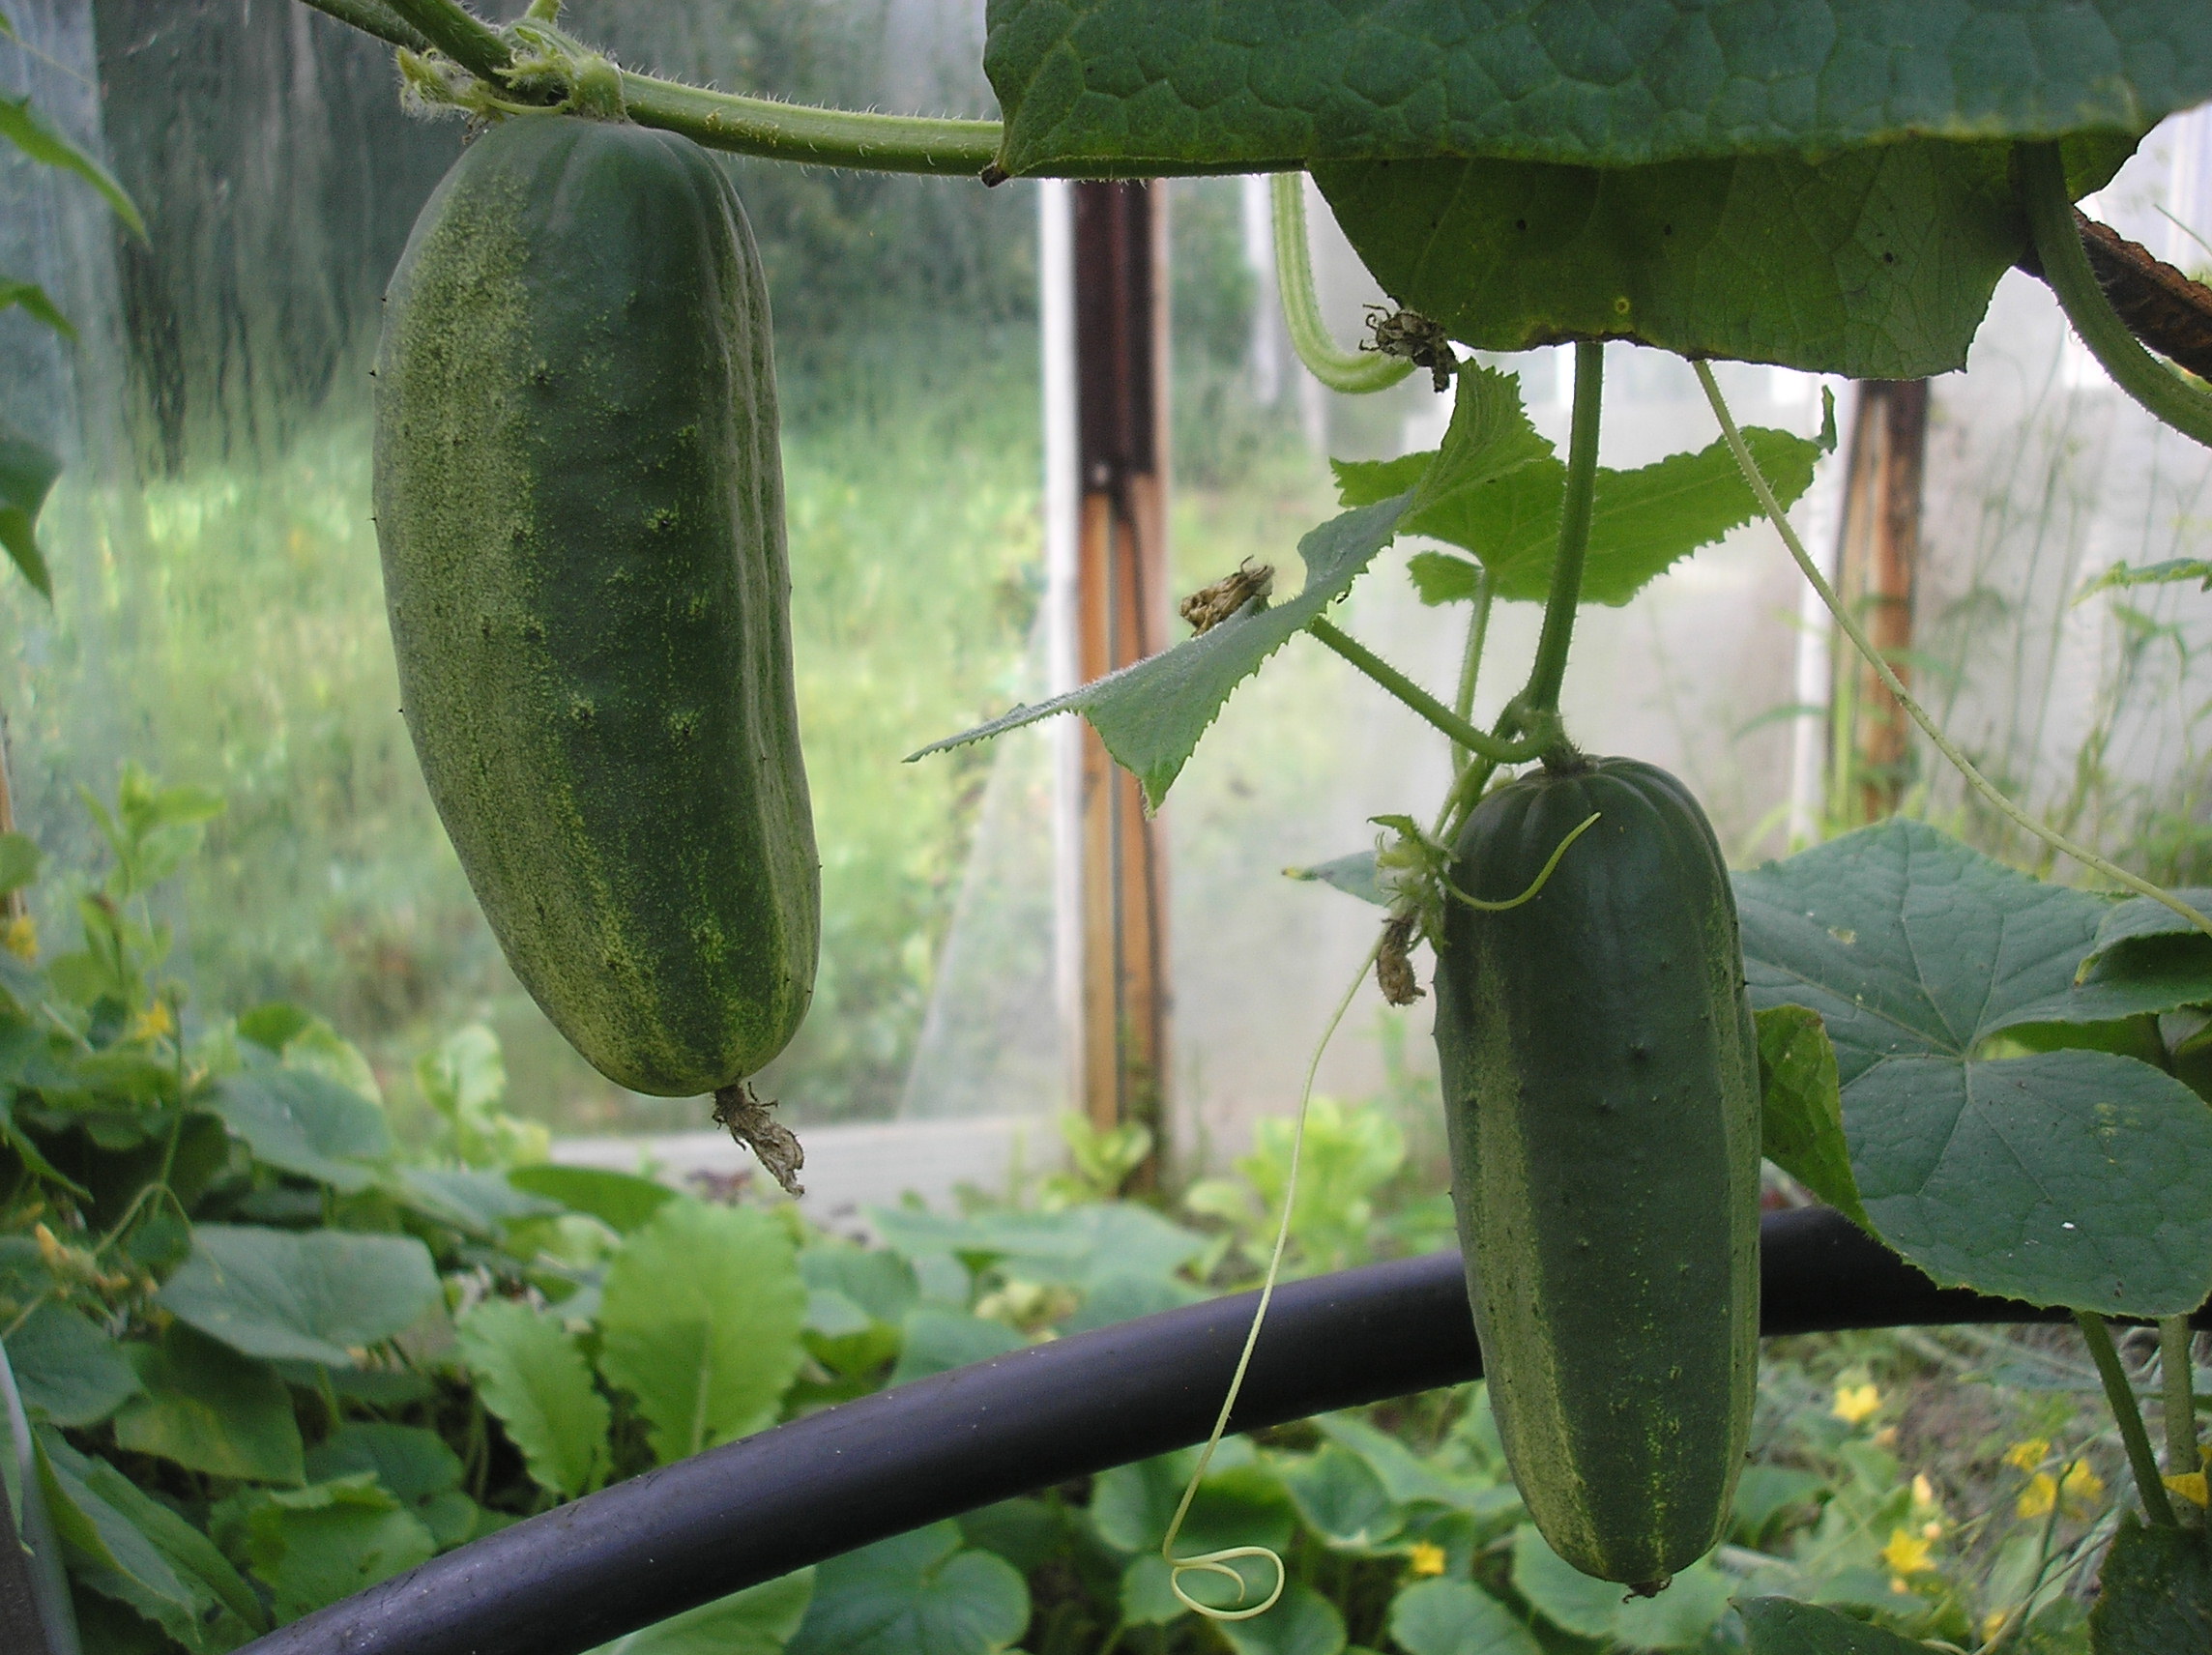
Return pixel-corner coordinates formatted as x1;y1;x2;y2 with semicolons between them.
298;0;1003;174
1269;174;1413;394
1307;617;1552;764
2019;142;2212;450
1450;570;1495;775
1520;340;1604;720
2161;1315;2201;1487
2074;1312;2178;1526
1696;360;2212;942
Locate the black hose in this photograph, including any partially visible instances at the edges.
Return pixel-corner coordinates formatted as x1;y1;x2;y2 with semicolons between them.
235;1207;2203;1655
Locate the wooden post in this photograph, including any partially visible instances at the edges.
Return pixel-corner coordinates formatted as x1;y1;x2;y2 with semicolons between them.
1067;181;1172;1169
1832;380;1929;825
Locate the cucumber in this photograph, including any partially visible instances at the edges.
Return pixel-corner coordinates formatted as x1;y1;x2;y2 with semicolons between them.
373;115;818;1098
1432;755;1760;1590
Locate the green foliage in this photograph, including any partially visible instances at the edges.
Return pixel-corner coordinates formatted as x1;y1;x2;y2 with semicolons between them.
590;1571;815;1655
1737;820;2212;1314
157;1227;440;1368
983;1;2204;174
1755;1006;1870;1230
2086;1518;2212;1653
784;1523;1028;1655
1739;1597;1939;1652
0;417;61;595
453;1299;611;1501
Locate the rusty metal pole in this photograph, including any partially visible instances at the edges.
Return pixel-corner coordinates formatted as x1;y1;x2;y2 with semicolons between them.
1833;380;1929;825
1066;181;1172;1176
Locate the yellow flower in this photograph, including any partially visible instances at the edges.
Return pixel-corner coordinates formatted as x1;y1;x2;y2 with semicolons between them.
2060;1462;2104;1513
2;915;36;959
2017;1471;2057;1518
130;999;175;1042
2003;1437;2051;1471
1878;1527;1934;1576
1406;1542;1446;1578
1982;1610;2011;1640
1910;1473;1937;1509
2166;1472;2211;1508
1831;1383;1880;1425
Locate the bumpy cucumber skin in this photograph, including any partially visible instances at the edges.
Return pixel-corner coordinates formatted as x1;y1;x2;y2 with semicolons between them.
1433;758;1760;1587
373;116;818;1097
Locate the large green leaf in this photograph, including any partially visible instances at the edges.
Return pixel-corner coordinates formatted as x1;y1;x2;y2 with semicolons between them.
1345;368;1828;606
1755;1005;1870;1229
213;1064;392;1192
784;1523;1029;1655
158;1226;440;1367
2087;1518;2212;1655
1217;1581;1346;1655
0;95;143;234
911;496;1409;809
218;1473;436;1623
507;1163;676;1234
1091;1446;1295;1559
1509;1524;1730;1648
984;2;2210;176
3;1301;138;1426
1276;1444;1404;1551
111;1324;304;1484
454;1298;611;1499
391;1166;561;1235
888;1309;1025;1387
1388;1578;1542;1655
306;1421;476;1547
1738;1596;1944;1652
597;1199;807;1462
593;1570;815;1655
869;1202;1208;1291
1736;822;2212;1315
1314;136;2134;376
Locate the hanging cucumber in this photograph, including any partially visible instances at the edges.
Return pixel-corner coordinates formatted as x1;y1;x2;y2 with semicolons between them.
373;114;819;1130
1432;755;1760;1592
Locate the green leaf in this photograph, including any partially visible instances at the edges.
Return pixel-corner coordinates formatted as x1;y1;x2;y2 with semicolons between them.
1756;1005;1871;1228
1276;1444;1404;1551
0;420;61;598
1316;137;2131;377
1217;1581;1346;1655
1731;1466;1829;1546
3;1301;138;1426
111;1323;304;1484
910;496;1409;808
1332;451;1432;508
1091;1446;1295;1558
306;1422;462;1504
2078;886;2212;981
983;2;2206;175
800;1246;920;1325
507;1163;676;1233
454;1297;611;1499
1399;425;1829;607
0;96;144;235
2087;1517;2212;1655
597;1199;807;1462
1284;850;1388;908
222;1473;437;1622
158;1225;440;1367
0;276;74;339
1509;1525;1731;1648
785;1523;1028;1655
0;829;40;896
1312;1414;1503;1516
213;1064;392;1192
39;1429;263;1648
1060;1270;1200;1335
2077;558;2212;599
869;1203;1208;1291
594;1570;815;1655
888;1309;1025;1386
1406;364;1557;512
1388;1578;1542;1655
392;1166;561;1235
1736;821;2212;1315
1739;1596;1945;1652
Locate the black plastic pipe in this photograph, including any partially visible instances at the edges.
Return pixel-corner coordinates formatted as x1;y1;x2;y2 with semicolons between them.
236;1207;2206;1655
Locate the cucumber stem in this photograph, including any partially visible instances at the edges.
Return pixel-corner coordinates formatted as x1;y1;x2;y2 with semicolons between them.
2162;1314;2201;1488
1696;359;2212;943
1519;340;1604;718
1451;572;1495;775
300;0;1004;175
2019;142;2212;450
2074;1310;2178;1526
1270;174;1414;394
1307;616;1551;764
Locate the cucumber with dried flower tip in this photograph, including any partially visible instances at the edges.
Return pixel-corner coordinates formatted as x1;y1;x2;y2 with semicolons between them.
1432;754;1760;1591
373;113;818;1098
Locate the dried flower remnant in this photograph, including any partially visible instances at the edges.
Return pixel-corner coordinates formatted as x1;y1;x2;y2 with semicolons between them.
1179;560;1274;635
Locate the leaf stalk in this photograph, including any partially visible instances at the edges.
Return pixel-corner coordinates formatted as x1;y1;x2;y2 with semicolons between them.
2019;142;2212;450
2074;1310;2178;1526
1520;339;1604;719
1306;616;1550;764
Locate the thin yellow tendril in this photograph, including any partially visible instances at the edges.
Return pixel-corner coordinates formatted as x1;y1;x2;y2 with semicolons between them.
1694;361;2212;943
1161;939;1380;1620
1443;812;1601;913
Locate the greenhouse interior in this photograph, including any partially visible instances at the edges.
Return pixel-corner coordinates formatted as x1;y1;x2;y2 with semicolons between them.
2;3;2210;1653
